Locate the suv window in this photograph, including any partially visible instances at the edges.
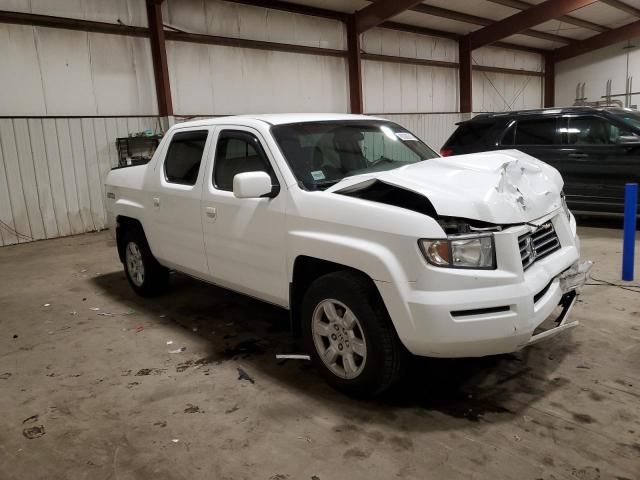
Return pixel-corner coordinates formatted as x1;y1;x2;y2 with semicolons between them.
565;116;636;145
213;130;278;192
164;130;209;186
515;118;558;145
449;122;495;146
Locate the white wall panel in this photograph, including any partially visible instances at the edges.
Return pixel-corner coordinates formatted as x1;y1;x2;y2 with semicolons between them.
0;117;160;246
473;72;542;112
555;42;640;107
164;0;345;50
0;24;156;116
0;0;147;26
362;28;458;63
363;60;458;113
167;41;349;115
473;46;542;72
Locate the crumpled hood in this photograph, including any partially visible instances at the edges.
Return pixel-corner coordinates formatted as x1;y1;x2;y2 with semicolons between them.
330;149;564;224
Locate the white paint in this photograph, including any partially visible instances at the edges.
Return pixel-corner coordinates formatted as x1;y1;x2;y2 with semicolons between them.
105;113;583;360
0;117;160;246
167;41;349;115
555;41;640;107
0;24;157;116
0;0;148;26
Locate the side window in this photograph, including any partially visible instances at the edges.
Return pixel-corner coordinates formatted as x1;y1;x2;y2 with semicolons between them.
566;116;637;145
164;130;209;186
213;131;278;192
566;116;613;145
514;118;558;145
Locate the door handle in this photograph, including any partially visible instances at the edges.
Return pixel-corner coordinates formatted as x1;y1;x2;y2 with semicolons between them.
568;153;589;158
153;197;160;208
205;206;217;220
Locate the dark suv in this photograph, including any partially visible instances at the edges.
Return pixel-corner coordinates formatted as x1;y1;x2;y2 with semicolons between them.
441;107;640;215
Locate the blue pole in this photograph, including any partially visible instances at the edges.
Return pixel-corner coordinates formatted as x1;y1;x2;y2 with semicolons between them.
622;182;638;281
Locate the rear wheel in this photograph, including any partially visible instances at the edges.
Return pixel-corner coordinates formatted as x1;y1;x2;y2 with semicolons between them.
122;228;169;297
301;271;407;397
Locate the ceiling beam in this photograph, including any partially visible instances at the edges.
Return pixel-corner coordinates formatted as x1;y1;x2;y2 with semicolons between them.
378;2;574;45
599;0;640;17
486;0;608;32
223;0;348;22
354;0;424;33
551;19;640;62
467;0;597;50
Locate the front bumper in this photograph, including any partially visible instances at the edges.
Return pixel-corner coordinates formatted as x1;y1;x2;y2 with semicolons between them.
379;212;591;358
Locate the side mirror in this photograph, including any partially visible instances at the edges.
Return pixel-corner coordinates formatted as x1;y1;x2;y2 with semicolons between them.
616;135;640;145
233;171;275;198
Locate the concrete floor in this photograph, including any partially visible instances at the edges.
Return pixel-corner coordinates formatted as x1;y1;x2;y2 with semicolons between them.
0;227;638;480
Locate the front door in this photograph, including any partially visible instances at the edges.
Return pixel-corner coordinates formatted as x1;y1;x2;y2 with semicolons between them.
561;115;640;214
201;127;288;306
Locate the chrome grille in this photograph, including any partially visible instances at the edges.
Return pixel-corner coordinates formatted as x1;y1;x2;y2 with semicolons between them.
518;221;561;270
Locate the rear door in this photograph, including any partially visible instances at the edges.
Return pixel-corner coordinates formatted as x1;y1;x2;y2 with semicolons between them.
560;114;640;213
505;115;566;180
148;128;211;277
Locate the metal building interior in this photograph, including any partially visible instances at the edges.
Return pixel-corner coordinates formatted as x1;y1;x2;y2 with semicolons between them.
0;1;639;479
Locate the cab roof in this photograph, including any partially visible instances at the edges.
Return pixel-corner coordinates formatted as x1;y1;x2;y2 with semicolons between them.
173;113;386;129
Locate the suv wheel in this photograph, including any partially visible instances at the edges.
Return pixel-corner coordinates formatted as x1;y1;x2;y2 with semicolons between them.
301;271;407;397
123;228;169;297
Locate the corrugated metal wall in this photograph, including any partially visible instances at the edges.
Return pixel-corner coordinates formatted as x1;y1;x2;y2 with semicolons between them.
0;117;160;246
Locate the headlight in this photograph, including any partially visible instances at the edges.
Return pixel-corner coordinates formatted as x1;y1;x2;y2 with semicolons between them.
419;234;495;269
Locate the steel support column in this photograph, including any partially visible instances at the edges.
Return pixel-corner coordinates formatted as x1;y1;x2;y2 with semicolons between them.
347;17;363;114
146;0;173;117
544;53;555;107
459;38;472;113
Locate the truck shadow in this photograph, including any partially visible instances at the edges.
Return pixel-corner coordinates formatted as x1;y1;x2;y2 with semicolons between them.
91;270;577;433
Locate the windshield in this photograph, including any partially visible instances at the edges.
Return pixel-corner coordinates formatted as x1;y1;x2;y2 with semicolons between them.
271;121;438;190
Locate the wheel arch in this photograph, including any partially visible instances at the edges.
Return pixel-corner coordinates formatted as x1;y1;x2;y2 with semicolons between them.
289;256;381;337
115;215;145;263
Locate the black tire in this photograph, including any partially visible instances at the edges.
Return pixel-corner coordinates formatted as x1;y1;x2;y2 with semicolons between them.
301;270;408;398
122;227;169;297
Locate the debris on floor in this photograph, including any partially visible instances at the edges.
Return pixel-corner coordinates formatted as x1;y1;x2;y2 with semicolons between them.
97;312;114;317
171;439;180;443
275;354;311;361
168;347;186;354
89;307;100;311
135;368;165;376
184;404;201;414
43;303;50;307
166;340;174;345
22;425;45;439
135;324;144;333
237;367;255;384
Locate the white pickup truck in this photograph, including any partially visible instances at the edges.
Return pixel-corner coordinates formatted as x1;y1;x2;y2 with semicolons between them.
105;113;590;396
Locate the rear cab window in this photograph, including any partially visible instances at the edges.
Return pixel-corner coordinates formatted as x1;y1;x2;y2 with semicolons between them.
447;121;496;147
163;130;209;186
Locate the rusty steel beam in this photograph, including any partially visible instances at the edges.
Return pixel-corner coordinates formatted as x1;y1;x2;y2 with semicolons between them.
146;0;173;116
0;9;149;36
409;3;574;45
599;0;640;17
165;30;346;57
354;0;424;33
223;0;349;22
544;53;555;107
347;17;364;114
486;0;608;32
551;19;640;61
467;0;597;50
459;37;472;113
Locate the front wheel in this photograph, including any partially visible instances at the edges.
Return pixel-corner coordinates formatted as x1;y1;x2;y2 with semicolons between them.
301;271;408;397
122;228;169;297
